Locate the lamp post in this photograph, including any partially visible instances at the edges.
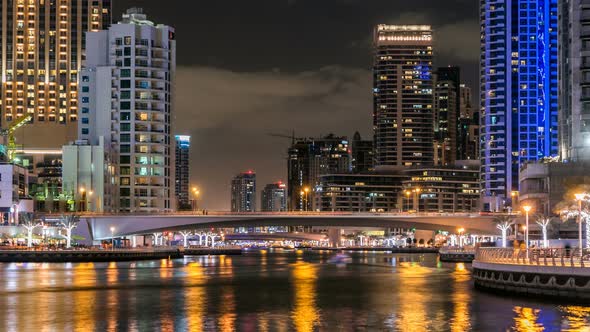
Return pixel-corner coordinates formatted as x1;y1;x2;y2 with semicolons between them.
303;187;310;212
404;191;410;213
79;187;86;212
192;187;200;212
110;226;115;251
458;227;465;248
415;188;421;214
575;193;585;251
88;190;93;212
522;205;532;260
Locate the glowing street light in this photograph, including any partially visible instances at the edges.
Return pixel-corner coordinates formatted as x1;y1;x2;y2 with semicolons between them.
523;205;532;259
575;193;586;250
303;187;310;212
192;187;200;211
458;228;465;247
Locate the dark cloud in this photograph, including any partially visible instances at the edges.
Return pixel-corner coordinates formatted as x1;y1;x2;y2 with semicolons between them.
113;1;478;210
174;66;372;210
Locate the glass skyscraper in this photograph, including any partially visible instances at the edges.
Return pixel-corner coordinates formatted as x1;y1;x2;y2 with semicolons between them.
480;0;558;211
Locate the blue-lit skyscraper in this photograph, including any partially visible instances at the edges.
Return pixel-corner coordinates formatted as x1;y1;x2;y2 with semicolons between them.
480;0;558;211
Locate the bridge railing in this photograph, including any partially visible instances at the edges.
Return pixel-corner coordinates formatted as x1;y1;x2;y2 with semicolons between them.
40;211;498;217
475;247;590;268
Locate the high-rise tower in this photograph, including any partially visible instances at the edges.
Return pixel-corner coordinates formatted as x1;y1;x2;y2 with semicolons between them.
0;0;111;149
559;0;590;162
373;25;434;168
231;171;256;212
174;135;190;210
433;66;460;166
480;0;558;211
76;8;175;212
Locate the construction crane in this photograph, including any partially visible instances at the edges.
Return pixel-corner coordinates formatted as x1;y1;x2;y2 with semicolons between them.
267;131;305;144
0;115;32;162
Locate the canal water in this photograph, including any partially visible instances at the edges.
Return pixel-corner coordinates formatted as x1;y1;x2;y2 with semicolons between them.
0;251;588;331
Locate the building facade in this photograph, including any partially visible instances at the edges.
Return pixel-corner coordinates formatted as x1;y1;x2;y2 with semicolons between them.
174;135;190;210
458;84;480;161
401;162;480;213
519;160;590;215
433;66;460;166
314;172;405;212
314;163;479;213
0;162;33;223
62;138;109;212
0;0;111;149
261;181;287;212
287;134;350;211
77;8;175;212
558;0;590;162
480;0;559;211
231;171;256;212
373;25;434;168
351;131;373;173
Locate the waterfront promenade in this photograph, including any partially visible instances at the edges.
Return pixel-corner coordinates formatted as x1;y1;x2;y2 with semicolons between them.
473;247;590;300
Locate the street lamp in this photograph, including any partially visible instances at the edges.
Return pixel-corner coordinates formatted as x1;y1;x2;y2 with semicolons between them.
523;205;532;259
415;188;422;214
458;227;465;247
575;193;586;251
88;190;93;212
79;187;86;212
303;187;310;212
192;187;200;212
404;191;410;213
110;226;115;251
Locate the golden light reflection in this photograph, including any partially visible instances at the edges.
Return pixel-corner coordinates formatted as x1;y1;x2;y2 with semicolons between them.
450;263;471;332
290;262;320;332
512;306;544;332
72;263;97;332
558;306;590;331
396;262;431;330
159;258;174;279
219;286;236;332
185;262;207;331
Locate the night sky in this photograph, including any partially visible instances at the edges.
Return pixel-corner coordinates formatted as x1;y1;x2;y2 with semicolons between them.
114;0;479;210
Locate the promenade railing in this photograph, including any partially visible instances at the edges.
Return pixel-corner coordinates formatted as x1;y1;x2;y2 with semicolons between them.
476;247;590;268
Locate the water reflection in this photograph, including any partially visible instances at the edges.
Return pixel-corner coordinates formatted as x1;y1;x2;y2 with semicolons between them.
558;306;590;331
450;263;471;332
396;262;431;330
512;306;544;331
290;261;320;332
218;286;236;332
0;253;587;331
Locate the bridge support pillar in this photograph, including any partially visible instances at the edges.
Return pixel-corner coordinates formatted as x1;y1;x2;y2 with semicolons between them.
328;228;342;248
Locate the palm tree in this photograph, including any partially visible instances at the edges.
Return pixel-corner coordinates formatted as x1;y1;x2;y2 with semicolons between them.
58;214;80;248
555;184;590;249
495;215;514;248
534;214;553;248
19;213;42;248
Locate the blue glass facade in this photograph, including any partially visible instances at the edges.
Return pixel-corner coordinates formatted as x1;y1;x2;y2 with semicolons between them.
480;0;558;211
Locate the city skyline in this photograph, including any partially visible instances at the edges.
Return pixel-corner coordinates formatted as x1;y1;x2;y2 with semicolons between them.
113;0;479;210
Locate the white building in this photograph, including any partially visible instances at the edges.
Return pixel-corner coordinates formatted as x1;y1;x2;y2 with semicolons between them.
0;163;33;223
74;8;176;212
62;139;112;213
